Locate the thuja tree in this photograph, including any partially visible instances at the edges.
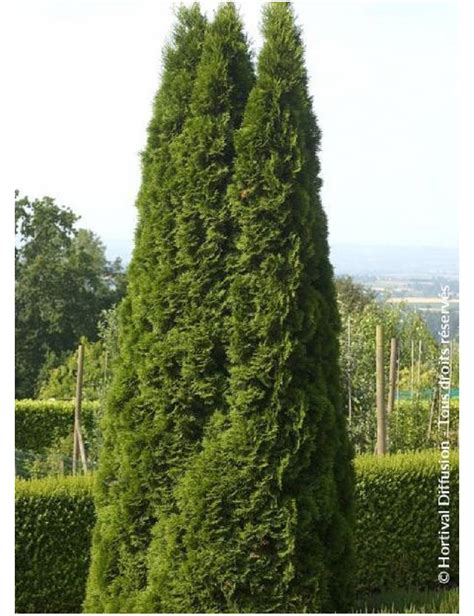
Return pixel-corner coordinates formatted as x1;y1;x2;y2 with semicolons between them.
84;5;207;612
147;0;254;501
85;3;254;613
140;3;354;613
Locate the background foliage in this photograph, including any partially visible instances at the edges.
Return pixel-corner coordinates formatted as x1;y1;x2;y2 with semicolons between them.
336;277;442;454
15;192;125;399
15;399;98;478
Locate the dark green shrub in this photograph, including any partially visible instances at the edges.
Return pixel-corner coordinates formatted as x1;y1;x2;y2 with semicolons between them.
354;449;459;593
15;475;95;614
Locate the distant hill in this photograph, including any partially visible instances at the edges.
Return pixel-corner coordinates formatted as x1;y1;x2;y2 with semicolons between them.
330;244;458;277
107;240;458;279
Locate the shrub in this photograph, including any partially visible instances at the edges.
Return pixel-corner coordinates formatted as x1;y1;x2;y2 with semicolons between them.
15;399;97;453
354;449;459;593
15;475;95;614
15;450;459;613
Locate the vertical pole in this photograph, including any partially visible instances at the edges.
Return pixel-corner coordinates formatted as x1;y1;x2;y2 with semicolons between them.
72;360;79;477
427;377;439;441
410;339;415;400
73;344;88;474
376;325;387;455
417;340;422;395
347;316;352;423
396;341;401;409
387;338;398;415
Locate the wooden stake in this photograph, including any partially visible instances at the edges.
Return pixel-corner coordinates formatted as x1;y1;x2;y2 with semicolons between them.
387;338;398;415
73;344;88;474
376;325;387;455
347;316;352;422
427;377;439;441
417;340;422;394
395;342;401;409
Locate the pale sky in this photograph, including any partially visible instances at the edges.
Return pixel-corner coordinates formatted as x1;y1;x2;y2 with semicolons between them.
11;0;458;259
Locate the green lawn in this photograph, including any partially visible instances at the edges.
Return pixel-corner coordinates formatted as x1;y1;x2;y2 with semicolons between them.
355;588;459;613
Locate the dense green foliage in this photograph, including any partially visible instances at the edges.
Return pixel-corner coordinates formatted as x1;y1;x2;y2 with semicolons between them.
15;192;125;398
38;309;119;401
85;5;257;611
135;5;353;613
15;475;95;613
84;4;354;612
38;337;107;401
355;450;458;594
16;451;458;613
15;399;97;453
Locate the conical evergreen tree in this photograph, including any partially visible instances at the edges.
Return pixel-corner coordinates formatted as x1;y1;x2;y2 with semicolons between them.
142;1;254;509
85;3;254;613
84;6;207;612
141;3;354;612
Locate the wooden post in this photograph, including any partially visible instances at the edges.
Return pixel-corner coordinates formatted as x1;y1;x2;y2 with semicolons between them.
73;344;88;474
387;338;398;415
410;338;415;400
376;325;387;455
347;316;352;422
395;341;401;409
427;377;439;441
417;340;422;395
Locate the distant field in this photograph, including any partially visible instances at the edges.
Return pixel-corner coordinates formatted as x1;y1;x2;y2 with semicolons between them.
386;297;460;304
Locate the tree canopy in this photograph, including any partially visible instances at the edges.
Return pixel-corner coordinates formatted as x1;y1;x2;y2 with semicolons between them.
15;192;125;399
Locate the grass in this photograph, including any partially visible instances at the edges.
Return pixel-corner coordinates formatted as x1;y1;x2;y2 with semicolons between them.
354;587;459;613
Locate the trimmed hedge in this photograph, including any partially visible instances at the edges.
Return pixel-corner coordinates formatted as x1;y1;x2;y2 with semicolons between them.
15;450;459;613
15;399;98;452
15;475;95;614
354;449;459;593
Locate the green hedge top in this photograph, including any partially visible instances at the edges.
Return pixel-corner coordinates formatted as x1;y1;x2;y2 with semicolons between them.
15;473;94;498
354;447;459;476
15;399;98;452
